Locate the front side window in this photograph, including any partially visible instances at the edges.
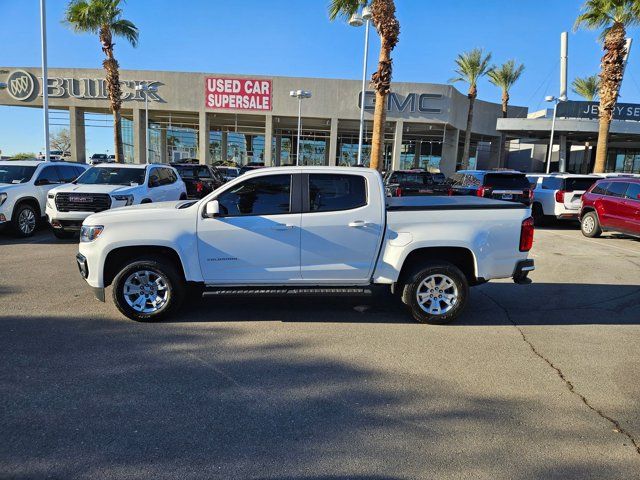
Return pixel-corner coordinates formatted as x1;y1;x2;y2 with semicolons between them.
625;183;640;201
309;174;367;212
76;167;146;186
216;174;291;216
0;165;37;184
591;182;609;195
606;182;629;198
36;166;62;185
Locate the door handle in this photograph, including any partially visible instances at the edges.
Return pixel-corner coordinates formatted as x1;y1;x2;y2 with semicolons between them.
348;220;367;228
270;224;294;231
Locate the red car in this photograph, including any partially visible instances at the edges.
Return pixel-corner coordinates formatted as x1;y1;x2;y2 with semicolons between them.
580;177;640;238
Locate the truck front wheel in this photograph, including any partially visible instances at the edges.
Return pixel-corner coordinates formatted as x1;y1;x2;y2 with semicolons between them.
112;256;185;322
402;262;469;324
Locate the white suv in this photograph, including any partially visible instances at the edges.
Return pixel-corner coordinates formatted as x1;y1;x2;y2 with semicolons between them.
527;173;601;225
46;163;187;239
0;160;89;237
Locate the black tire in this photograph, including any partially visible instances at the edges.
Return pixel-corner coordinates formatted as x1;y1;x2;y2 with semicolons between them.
401;262;469;325
112;256;185;322
179;193;187;200
52;229;76;240
12;202;38;237
532;203;547;227
581;211;602;238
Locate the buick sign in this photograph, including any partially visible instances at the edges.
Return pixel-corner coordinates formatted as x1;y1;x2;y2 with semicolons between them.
6;70;35;101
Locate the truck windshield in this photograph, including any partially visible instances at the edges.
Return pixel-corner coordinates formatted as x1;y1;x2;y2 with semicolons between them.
0;165;37;184
75;167;146;186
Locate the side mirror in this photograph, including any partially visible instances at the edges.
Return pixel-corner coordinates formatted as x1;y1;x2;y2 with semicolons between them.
35;179;49;186
205;200;220;218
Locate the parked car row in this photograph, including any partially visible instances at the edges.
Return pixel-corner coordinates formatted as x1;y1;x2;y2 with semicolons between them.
580;177;640;238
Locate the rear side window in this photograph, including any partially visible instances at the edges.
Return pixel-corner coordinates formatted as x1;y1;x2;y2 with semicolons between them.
564;177;598;192
591;182;609;195
484;174;530;189
606;182;629;198
392;172;431;185
217;174;291;216
309;174;367;212
541;177;562;190
625;183;640;201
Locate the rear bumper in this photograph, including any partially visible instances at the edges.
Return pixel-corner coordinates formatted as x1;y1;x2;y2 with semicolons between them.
513;259;535;284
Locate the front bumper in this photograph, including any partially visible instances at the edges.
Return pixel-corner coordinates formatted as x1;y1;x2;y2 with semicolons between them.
76;253;105;302
513;259;535;284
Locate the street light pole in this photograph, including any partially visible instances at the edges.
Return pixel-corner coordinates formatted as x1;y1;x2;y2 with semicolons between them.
135;83;157;164
40;0;50;162
350;7;372;166
289;90;312;166
545;95;566;174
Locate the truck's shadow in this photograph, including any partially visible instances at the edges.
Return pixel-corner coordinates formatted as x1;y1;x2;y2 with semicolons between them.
173;282;640;326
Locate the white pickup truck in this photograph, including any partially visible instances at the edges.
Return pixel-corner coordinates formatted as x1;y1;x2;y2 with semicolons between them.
75;167;535;324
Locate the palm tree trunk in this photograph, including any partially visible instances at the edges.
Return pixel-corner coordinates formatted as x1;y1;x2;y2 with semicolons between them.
498;92;509;167
461;92;476;170
370;45;392;172
101;25;124;164
594;22;626;173
593;117;610;173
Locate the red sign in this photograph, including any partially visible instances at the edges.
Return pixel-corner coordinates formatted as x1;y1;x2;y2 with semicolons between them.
205;77;272;111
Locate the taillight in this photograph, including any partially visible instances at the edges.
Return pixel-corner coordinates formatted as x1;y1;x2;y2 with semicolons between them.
195;181;204;193
555;190;565;203
447;187;453;196
477;186;491;197
520;217;534;252
395;187;403;197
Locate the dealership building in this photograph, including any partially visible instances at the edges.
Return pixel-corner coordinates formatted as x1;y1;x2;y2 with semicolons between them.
0;67;525;176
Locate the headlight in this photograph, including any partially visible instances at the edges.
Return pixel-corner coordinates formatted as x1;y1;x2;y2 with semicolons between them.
0;192;7;207
112;194;134;206
80;225;104;242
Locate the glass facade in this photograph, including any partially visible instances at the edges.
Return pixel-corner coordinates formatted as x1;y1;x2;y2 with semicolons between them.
606;148;640;173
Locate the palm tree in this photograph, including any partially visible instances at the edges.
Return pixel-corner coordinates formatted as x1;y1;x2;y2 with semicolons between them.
65;0;138;163
575;0;640;173
329;0;400;171
451;48;493;170
572;74;600;101
488;60;525;166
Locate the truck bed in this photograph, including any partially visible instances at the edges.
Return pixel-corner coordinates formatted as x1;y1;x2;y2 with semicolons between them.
387;196;529;211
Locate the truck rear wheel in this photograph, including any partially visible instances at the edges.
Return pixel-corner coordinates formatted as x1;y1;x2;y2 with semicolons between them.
112;256;185;322
402;262;469;324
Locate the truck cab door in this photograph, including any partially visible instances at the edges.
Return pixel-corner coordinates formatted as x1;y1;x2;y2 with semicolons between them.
300;173;384;282
197;173;302;283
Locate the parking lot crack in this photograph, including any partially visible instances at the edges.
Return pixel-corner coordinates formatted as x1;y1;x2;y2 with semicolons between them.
479;290;640;456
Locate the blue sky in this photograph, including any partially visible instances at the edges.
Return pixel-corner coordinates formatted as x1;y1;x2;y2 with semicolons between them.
2;0;640;155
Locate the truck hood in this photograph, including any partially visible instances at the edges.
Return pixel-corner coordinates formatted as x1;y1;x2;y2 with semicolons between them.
51;184;139;195
84;200;194;224
0;183;26;194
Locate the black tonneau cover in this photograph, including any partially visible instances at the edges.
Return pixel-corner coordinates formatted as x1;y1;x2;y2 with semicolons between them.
387;196;529;211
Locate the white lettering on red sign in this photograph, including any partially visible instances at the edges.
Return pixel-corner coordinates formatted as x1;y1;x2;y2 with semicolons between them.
205;77;272;111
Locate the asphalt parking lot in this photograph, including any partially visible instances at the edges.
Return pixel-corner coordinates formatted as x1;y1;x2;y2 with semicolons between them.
1;224;639;479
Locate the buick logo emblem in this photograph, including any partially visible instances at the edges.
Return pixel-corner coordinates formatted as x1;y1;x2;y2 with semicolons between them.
6;70;35;101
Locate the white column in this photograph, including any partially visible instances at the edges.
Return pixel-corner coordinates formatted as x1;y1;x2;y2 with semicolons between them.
559;135;568;172
328;118;338;166
198;111;209;165
441;127;459;177
133;108;146;164
392;120;404;171
69;106;86;163
264;115;273;166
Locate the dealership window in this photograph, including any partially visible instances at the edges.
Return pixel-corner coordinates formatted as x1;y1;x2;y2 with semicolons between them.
274;124;329;166
336;119;394;170
605;148;640;173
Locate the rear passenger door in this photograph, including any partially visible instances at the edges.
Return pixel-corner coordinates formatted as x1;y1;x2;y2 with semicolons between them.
300;173;384;282
602;182;629;230
622;183;640;234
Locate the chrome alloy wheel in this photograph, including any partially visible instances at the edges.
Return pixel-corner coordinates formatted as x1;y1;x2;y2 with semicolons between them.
582;215;595;234
416;274;459;315
18;208;36;235
123;270;170;314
